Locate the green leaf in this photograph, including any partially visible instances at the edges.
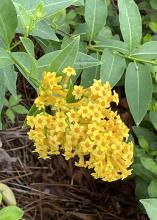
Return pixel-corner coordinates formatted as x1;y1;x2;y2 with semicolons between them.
150;0;157;10
74;52;101;69
0;0;17;49
0;206;23;220
133;163;154;183
38;50;101;78
73;0;84;6
85;0;107;42
94;38;129;55
12;105;28;114
100;49;126;87
130;41;157;60
37;0;77;16
14;0;77;16
149;112;157;130
11;52;38;89
133;126;157;144
2;65;17;97
141;157;157;175
0;47;14;68
118;0;142;51
6;109;15;123
49;36;80;72
149;22;157;33
0;72;6;125
140;199;157;220
125;63;153;125
14;3;33;35
135;177;149;199
20;37;35;57
148;179;157;198
38;51;58;77
81;54;100;88
138;136;149;152
31;20;59;41
81;66;100;88
9;95;21;107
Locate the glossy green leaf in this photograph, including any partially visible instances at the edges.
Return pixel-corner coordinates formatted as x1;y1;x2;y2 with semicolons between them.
20;37;35;57
49;36;80;72
140;199;157;220
85;0;107;42
94;38;129;54
148;179;157;198
0;206;23;220
125;63;152;125
0;0;17;49
118;0;142;51
130;41;157;60
100;49;126;87
0;47;14;68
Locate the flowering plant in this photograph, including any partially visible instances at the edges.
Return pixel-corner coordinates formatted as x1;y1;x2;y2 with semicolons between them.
27;67;133;182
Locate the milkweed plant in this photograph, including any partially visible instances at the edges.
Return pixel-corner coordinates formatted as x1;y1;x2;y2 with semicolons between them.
1;0;157;218
27;67;133;182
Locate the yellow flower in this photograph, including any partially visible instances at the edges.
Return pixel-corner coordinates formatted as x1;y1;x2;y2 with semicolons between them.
90;79;104;96
67;110;79;123
72;85;84;100
62;66;76;77
27;67;133;182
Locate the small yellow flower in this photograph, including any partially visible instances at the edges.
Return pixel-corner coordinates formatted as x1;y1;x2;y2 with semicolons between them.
62;66;76;77
72;85;84;100
90;79;104;96
67;110;79;123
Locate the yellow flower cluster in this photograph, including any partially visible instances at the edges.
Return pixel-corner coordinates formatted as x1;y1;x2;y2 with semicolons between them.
27;67;133;182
